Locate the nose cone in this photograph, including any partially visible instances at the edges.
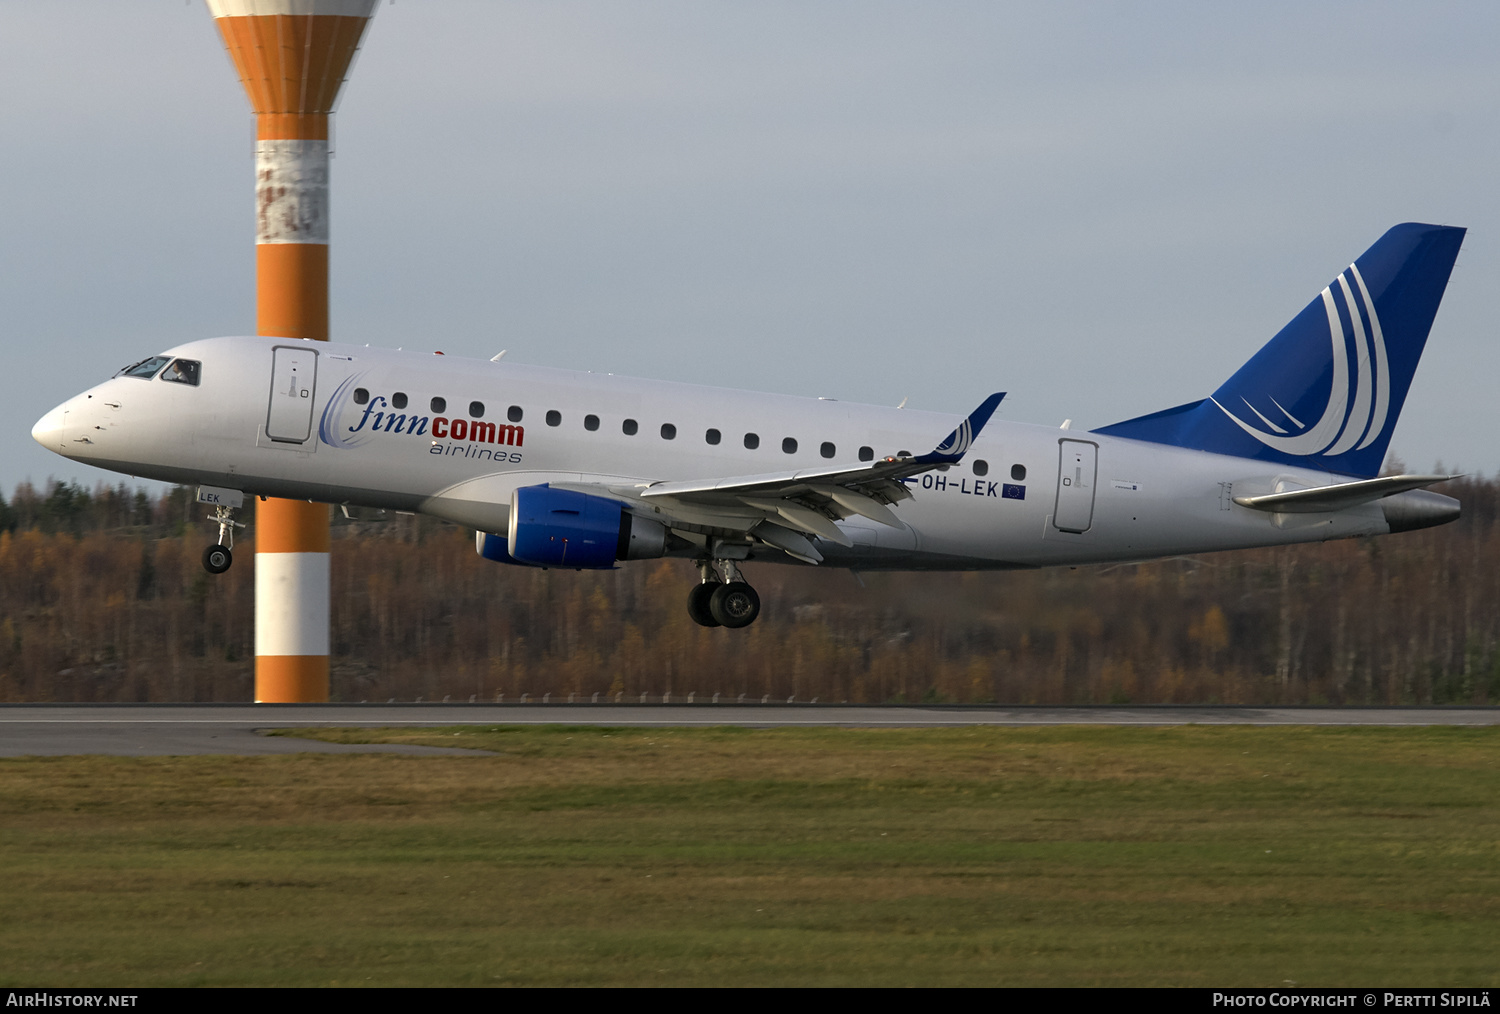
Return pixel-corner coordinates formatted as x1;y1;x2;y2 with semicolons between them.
32;404;68;452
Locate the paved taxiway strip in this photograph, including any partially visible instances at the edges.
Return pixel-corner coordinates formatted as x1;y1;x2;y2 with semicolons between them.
0;704;1495;756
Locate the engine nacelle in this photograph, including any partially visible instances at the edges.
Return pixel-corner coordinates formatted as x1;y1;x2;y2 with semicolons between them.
479;484;666;569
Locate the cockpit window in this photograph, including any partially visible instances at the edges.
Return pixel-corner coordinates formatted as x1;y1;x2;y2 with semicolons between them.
159;359;201;386
115;356;171;380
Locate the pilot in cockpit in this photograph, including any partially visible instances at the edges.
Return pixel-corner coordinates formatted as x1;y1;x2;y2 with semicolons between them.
161;359;201;386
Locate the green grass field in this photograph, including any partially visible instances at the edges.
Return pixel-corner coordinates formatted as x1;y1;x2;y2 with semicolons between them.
1;725;1497;986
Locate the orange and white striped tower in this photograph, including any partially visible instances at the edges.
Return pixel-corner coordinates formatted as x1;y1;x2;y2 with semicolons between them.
207;0;378;702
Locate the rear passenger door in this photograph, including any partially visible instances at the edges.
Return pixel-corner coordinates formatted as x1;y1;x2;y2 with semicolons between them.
1053;439;1098;533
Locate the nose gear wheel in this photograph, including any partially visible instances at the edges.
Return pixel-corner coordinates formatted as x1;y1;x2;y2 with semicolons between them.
203;544;233;574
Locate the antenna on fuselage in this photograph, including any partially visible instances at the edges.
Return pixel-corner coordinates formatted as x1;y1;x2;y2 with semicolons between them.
491;351;507;362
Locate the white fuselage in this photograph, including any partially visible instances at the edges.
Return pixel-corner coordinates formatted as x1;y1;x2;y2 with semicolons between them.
34;335;1402;570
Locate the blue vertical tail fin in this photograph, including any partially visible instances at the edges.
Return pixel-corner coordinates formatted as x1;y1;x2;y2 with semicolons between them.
1094;223;1465;478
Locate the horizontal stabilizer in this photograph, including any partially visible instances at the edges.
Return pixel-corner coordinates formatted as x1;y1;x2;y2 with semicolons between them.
1232;473;1457;514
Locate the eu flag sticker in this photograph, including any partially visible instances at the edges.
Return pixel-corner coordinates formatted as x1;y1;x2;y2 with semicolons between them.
1002;483;1026;500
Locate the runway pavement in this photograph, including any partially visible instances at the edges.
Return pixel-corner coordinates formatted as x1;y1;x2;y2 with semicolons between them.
0;703;1496;756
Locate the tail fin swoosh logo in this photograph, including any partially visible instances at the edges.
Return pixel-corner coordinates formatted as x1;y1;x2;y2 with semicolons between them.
1211;263;1389;457
1093;223;1464;479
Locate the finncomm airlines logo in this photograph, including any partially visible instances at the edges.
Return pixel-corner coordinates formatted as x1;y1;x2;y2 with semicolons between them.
318;375;524;463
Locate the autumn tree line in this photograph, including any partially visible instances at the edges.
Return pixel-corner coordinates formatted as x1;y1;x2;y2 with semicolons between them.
1;476;1498;705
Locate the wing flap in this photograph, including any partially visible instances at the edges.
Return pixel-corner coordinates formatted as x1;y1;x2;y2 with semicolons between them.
751;520;824;564
814;485;902;527
741;497;854;546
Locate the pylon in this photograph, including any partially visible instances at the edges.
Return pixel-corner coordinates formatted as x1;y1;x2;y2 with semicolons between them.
207;0;378;702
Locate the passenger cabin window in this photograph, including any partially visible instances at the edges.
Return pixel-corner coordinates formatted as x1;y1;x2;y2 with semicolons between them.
117;356;171;380
820;442;836;459
744;433;760;450
431;397;446;413
1011;463;1027;481
584;414;600;431
705;428;721;445
160;359;201;386
546;410;561;427
972;459;989;477
858;446;874;462
782;437;798;454
391;392;408;409
354;388;370;405
469;401;485;418
623;418;639;435
507;405;522;422
661;423;676;440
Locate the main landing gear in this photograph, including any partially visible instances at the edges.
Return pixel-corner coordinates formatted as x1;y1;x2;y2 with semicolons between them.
687;558;761;628
202;503;245;574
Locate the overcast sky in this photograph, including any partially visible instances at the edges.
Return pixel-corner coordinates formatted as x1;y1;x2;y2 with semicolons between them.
4;1;1497;497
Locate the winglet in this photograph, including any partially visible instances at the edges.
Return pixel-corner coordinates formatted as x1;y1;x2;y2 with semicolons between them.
914;393;1005;464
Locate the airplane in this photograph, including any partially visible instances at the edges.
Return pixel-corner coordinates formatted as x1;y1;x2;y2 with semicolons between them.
32;222;1465;628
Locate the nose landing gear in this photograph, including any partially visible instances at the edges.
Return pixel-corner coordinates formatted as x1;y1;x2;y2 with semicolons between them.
687;557;761;628
202;503;245;574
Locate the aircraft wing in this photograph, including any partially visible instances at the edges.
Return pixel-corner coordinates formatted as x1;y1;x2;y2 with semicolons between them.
553;393;1005;563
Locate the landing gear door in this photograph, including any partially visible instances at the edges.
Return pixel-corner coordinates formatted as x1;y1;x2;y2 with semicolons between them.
1053;439;1098;533
266;346;317;443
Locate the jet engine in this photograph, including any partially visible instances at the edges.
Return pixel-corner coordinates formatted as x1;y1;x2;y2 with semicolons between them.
474;484;666;569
